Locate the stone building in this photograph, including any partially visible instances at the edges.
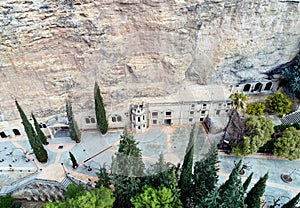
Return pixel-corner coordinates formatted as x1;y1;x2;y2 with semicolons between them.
0;81;277;137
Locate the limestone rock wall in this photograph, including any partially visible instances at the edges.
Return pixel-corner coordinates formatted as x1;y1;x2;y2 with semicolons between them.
0;0;299;120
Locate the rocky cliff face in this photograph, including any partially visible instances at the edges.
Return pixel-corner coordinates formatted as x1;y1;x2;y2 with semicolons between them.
0;0;299;120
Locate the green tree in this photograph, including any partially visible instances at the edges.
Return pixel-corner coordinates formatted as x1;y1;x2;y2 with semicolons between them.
243;172;253;192
65;184;85;199
273;127;300;160
15;100;48;163
69;152;78;169
44;186;115;208
246;102;265;115
230;92;248;110
193;145;219;207
218;160;246;208
178;124;196;205
244;173;269;208
66;100;80;143
94;82;108;134
144;154;180;203
282;54;300;98
32;113;48;145
95;164;111;188
267;92;292;115
130;185;183;208
232;115;274;156
282;192;300;208
0;195;13;208
111;127;145;208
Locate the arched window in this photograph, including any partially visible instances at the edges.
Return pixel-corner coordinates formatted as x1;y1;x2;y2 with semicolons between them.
264;82;272;91
111;115;122;123
0;131;7;138
243;84;251;92
85;116;96;124
13;129;21;136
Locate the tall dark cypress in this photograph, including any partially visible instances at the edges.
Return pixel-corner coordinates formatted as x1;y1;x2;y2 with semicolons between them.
244;173;269;208
94;82;108;134
32;113;48;145
243;172;254;192
179;124;196;205
15;100;48;163
69;152;78;169
66;100;80;143
282;192;300;208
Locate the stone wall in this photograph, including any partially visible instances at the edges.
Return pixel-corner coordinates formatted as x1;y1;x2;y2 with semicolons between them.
0;0;299;120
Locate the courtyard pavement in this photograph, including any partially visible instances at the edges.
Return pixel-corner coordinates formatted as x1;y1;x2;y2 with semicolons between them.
0;124;299;207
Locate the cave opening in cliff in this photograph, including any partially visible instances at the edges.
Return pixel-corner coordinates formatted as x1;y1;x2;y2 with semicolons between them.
0;131;8;138
243;84;251;92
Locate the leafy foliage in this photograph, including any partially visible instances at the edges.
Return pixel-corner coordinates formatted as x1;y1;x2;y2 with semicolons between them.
282;192;300;208
66;100;80;143
0;195;14;208
144;154;180;201
111;127;145;208
193;145;219;207
243;172;253;192
43;186;114;208
274;123;300;132
230;92;248;110
266;92;291;115
95;164;111;188
244;173;268;208
65;184;85;199
15;100;48;163
282;54;300;98
218;160;246;208
232;115;274;156
94;82;108;134
130;185;183;208
246;102;265;115
32;113;48;145
179;124;196;204
273;127;300;160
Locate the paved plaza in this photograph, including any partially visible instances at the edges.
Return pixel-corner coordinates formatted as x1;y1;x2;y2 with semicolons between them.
0;124;299;207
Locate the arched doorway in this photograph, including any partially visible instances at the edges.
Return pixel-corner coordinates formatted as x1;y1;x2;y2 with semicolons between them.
13;129;21;136
264;82;272;91
243;84;251;92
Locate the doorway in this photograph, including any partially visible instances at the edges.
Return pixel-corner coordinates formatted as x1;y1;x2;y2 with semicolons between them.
164;119;172;125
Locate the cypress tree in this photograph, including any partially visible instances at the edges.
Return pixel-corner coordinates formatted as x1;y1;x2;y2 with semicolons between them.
94;82;108;134
282;192;300;208
32;113;48;145
243;172;254;192
244;172;269;208
218;159;246;208
66;100;80;143
193;144;219;206
69;152;78;169
15;100;48;163
111;127;145;208
179;124;196;205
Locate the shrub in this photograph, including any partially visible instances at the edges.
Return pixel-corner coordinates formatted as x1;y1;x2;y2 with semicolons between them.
266;92;291;115
246;102;265;115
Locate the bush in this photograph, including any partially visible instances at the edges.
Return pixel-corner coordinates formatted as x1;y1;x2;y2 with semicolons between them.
282;54;300;98
266;92;291;115
246;103;265;115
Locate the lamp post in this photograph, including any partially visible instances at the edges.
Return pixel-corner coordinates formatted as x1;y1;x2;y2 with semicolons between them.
61;163;67;176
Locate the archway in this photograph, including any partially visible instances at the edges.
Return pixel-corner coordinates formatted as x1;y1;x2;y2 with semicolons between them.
243;84;251;92
13;129;21;136
264;82;272;91
253;83;263;92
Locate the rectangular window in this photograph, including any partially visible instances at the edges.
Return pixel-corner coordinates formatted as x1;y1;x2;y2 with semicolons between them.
200;117;204;122
138;117;140;122
202;104;207;109
189;118;193;122
191;104;195;109
166;111;172;116
201;110;206;115
152;120;157;125
190;111;194;115
85;118;91;124
112;117;116;122
152;112;158;118
216;110;221;115
91;118;96;123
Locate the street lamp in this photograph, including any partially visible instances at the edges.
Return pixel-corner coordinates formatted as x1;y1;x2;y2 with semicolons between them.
281;168;297;183
61;163;67;176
